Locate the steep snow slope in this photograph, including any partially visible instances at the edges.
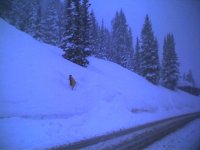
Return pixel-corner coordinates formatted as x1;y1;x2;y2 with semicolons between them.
0;19;200;149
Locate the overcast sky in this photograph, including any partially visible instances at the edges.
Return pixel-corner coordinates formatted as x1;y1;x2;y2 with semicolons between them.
91;0;200;85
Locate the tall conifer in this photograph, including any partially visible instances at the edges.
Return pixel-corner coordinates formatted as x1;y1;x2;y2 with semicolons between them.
140;15;160;84
161;33;179;89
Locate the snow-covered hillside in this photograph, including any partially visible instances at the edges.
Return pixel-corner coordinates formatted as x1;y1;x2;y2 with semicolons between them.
0;19;200;149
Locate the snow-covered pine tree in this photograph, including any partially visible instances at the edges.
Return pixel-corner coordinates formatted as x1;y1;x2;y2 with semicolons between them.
17;0;32;32
33;0;43;41
111;11;120;63
111;9;133;69
134;37;141;74
152;38;160;83
60;0;73;51
57;1;66;47
89;10;99;55
161;33;179;90
39;10;49;43
185;70;195;87
96;20;107;59
81;0;91;57
140;15;160;84
6;0;26;30
43;0;60;46
103;28;112;61
26;0;40;37
62;0;89;67
126;27;134;71
92;19;112;61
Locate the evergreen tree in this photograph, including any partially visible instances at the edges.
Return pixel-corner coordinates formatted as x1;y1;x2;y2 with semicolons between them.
34;0;43;40
134;37;141;74
111;9;133;69
161;33;179;90
39;11;49;43
81;0;91;57
44;0;60;46
103;28;112;61
182;72;186;81
26;0;40;37
89;10;99;55
61;0;73;50
61;0;90;67
152;38;160;83
6;0;25;29
111;11;120;63
127;27;134;70
140;15;160;84
96;20;107;59
185;70;195;86
57;1;67;47
17;0;31;32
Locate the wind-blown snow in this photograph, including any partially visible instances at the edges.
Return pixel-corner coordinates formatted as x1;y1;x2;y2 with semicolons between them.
0;19;200;149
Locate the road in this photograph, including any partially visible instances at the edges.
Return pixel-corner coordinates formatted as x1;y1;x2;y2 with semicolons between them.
51;112;200;150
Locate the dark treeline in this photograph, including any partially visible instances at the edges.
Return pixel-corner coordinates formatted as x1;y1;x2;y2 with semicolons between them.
1;0;197;91
0;0;65;46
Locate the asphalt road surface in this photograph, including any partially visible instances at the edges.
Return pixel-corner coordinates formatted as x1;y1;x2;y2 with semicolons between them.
51;112;200;150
